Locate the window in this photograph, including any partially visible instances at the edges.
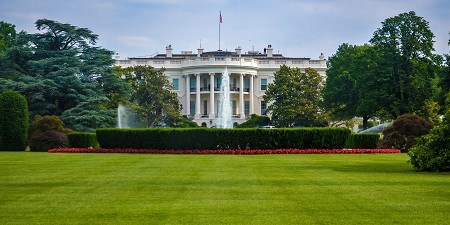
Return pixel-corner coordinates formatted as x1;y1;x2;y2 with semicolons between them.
172;78;179;90
261;79;267;91
244;101;250;116
244;79;250;92
261;101;267;115
216;77;222;89
190;100;195;116
190;78;196;91
232;100;237;115
203;100;208;115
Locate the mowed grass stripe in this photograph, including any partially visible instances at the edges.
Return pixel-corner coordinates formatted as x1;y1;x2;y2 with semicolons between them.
0;153;449;224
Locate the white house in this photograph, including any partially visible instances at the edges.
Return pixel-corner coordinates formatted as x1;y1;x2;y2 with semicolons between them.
115;45;327;127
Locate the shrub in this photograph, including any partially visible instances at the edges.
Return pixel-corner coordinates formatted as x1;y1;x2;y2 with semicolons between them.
378;114;432;152
68;132;99;148
96;128;351;150
28;115;72;143
345;133;380;149
236;114;271;128
29;130;69;152
408;93;450;172
0;90;29;151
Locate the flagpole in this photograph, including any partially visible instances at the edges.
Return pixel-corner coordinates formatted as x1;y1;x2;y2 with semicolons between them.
219;11;221;50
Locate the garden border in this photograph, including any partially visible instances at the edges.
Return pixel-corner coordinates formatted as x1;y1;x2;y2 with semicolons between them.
48;148;401;154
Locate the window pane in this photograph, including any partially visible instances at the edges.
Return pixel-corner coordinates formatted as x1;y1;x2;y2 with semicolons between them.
244;79;250;91
190;77;196;91
172;78;179;90
190;100;195;116
261;79;267;91
244;101;250;116
261;101;267;115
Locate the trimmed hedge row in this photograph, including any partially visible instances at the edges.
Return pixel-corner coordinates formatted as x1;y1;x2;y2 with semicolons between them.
96;128;351;150
68;132;99;148
0;90;29;151
345;133;380;149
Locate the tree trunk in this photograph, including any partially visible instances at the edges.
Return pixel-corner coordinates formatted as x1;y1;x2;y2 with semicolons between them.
362;115;371;130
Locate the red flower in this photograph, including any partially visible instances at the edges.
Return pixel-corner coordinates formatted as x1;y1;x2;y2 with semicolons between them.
48;148;400;154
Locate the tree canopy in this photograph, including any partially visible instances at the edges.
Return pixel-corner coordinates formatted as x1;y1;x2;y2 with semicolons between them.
324;11;441;128
369;11;438;120
264;65;325;127
0;19;130;131
114;65;184;127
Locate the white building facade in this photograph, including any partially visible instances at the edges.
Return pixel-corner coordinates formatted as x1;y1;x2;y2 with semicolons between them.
115;45;327;127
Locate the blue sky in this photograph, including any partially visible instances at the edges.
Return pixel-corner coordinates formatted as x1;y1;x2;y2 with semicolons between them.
1;0;449;59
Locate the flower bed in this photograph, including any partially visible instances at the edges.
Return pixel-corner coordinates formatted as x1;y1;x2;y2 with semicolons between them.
48;148;401;154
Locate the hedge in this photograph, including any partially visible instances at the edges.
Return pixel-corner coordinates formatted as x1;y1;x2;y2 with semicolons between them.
96;128;351;150
68;132;99;148
345;133;380;149
0;90;29;151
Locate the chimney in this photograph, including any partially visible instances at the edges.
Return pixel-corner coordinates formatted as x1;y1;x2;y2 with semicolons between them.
166;45;173;58
319;53;325;60
197;47;204;57
114;53;120;60
235;46;242;57
266;44;273;57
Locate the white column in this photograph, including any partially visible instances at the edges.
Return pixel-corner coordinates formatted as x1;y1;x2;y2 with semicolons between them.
250;74;254;115
209;73;215;118
195;74;201;119
239;73;245;119
185;75;190;116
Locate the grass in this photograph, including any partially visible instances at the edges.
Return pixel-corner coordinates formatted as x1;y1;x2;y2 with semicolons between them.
1;152;449;225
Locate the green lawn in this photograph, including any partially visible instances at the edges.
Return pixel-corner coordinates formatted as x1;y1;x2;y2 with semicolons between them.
1;152;449;225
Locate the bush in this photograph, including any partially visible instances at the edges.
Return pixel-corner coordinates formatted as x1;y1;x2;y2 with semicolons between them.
68;132;99;148
345;133;380;149
236;114;271;128
408;93;450;172
28;115;72;143
0;90;29;151
29;130;69;152
378;114;432;152
96;128;351;150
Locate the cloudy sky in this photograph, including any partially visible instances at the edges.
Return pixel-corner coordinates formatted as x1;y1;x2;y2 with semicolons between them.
1;0;449;59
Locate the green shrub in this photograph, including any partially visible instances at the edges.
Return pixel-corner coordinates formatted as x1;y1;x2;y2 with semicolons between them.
68;132;99;148
378;114;432;152
29;130;69;152
408;127;450;172
96;128;351;150
0;90;29;151
28;115;72;143
345;133;380;149
236;114;271;128
408;93;450;172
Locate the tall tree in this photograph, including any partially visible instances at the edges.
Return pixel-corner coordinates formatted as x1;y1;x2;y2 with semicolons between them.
322;43;384;128
114;66;183;127
369;11;437;119
264;65;324;127
0;19;130;130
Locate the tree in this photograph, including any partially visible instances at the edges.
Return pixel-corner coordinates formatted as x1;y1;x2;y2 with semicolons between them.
322;43;385;129
0;90;28;151
369;11;438;119
0;19;130;130
61;97;117;131
114;66;183;127
0;21;17;51
264;65;324;127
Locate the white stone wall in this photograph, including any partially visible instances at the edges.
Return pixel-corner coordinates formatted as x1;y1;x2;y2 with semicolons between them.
115;51;326;127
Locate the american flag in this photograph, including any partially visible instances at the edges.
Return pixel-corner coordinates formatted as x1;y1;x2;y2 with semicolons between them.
220;11;222;23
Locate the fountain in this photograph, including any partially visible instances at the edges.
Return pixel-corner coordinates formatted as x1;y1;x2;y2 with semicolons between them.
117;104;129;128
216;67;233;128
